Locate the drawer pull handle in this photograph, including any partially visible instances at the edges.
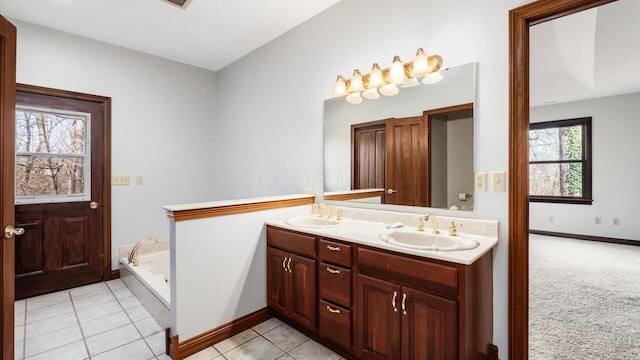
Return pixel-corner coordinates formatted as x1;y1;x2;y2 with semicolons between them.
287;257;292;273
327;245;341;251
282;257;287;271
326;267;341;274
392;291;398;312
401;293;407;315
326;305;341;314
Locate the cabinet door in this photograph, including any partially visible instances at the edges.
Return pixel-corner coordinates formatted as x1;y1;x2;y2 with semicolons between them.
357;274;401;360
401;287;457;360
290;253;316;330
266;247;288;314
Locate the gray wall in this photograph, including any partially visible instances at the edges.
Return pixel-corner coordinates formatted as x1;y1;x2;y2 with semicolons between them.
530;92;640;241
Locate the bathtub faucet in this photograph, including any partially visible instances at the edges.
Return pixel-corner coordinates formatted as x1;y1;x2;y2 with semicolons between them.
128;237;159;266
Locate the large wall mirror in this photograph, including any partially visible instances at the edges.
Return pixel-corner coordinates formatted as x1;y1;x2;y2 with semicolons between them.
323;62;476;211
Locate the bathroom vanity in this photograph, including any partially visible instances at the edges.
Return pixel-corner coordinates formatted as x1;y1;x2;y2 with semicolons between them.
266;209;497;360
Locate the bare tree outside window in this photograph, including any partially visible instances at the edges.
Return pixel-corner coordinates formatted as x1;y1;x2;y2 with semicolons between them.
529;117;592;204
15;106;91;204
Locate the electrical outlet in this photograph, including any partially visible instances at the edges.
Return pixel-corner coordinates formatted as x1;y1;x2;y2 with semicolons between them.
135;175;143;185
112;175;130;186
613;218;620;226
474;172;487;192
492;171;506;192
595;217;601;225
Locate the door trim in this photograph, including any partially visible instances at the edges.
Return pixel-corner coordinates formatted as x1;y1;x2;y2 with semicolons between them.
508;0;616;358
15;83;113;281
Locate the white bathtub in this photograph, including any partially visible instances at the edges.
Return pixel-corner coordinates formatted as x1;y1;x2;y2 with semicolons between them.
120;250;170;328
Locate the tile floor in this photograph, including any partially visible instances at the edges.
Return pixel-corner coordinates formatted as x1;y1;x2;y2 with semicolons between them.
15;281;346;360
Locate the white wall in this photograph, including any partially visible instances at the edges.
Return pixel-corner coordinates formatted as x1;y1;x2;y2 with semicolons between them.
213;0;525;356
530;92;640;241
13;20;218;269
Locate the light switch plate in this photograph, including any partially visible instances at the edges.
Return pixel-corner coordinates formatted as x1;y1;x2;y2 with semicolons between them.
492;171;506;192
474;172;487;192
135;175;143;185
112;175;130;186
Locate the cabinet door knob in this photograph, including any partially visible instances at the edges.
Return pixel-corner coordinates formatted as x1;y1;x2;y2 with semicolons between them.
326;267;341;274
326;305;341;314
401;293;407;315
327;245;340;251
392;291;398;312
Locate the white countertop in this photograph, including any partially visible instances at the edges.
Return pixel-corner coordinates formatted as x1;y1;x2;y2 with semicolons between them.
266;214;498;265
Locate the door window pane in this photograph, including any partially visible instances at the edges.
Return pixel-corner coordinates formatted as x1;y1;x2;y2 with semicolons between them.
15;106;91;204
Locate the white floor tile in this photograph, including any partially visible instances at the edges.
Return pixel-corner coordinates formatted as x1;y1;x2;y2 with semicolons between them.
24;340;88;360
91;339;154;360
118;294;142;309
106;279;126;290
288;340;341;360
135;316;163;337
223;337;284;360
76;300;122;323
26;291;70;311
213;329;258;354
24;325;83;358
85;324;141;356
69;282;111;300
263;324;308;352
15;299;26;314
72;291;116;311
15;325;25;342
144;331;168;356
26;302;74;324
80;310;131;338
25;312;78;339
126;305;152;322
184;346;220;360
111;286;134;300
15;340;24;360
252;317;283;334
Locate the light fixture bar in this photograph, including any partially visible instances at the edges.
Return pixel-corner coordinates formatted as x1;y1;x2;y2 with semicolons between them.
343;54;443;90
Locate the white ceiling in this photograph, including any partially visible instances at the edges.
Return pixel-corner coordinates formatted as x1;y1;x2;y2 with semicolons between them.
0;0;638;106
530;0;640;106
0;0;342;71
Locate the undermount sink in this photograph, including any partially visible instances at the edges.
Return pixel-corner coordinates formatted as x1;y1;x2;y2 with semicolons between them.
285;215;350;229
379;229;479;251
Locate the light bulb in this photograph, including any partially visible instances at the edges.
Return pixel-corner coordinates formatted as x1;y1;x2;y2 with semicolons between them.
422;71;444;84
348;69;365;93
388;55;406;85
367;63;384;88
379;83;399;96
362;88;380;100
411;48;429;77
332;75;347;97
346;92;363;104
400;77;420;88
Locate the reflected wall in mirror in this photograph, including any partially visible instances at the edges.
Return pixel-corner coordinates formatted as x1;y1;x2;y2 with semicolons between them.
323;63;476;211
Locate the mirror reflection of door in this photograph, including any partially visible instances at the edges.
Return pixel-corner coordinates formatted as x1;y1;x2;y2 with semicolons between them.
351;103;473;208
14;87;107;299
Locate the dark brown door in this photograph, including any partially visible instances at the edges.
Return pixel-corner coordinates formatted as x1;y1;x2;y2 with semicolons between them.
0;14;17;360
266;246;288;314
401;287;457;360
357;274;401;360
14;88;106;299
385;115;430;207
289;253;316;330
352;120;386;194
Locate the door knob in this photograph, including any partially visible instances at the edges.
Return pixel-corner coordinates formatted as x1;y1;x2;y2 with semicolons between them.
4;225;25;239
90;201;99;209
387;189;397;194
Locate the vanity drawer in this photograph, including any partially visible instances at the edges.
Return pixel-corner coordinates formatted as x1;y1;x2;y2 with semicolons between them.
319;300;352;350
357;247;459;296
267;226;316;258
318;239;351;266
318;262;351;307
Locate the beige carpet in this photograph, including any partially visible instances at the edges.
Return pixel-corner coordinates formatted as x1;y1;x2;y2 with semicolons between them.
529;234;640;360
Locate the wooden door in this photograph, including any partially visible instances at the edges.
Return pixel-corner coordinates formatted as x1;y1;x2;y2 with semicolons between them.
266;246;288;314
14;87;108;299
385;115;430;207
289;253;316;330
401;287;457;360
0;15;17;360
357;274;401;360
352;120;386;194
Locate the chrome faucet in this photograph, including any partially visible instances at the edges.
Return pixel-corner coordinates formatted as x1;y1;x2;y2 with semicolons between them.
128;237;159;266
424;214;440;234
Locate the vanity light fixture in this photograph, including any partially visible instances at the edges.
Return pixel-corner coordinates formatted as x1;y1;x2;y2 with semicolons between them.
332;48;443;104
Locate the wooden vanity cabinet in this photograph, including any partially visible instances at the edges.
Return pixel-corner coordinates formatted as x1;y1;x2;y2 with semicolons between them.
317;238;354;351
266;226;316;330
